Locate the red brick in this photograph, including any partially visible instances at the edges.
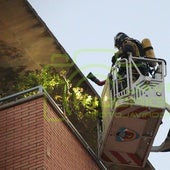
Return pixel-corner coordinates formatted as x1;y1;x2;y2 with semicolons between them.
0;97;100;170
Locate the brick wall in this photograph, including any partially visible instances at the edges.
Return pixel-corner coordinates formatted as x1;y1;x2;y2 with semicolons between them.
0;98;44;169
0;96;100;170
43;99;100;170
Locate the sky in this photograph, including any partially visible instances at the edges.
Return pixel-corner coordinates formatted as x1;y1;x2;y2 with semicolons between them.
28;1;170;169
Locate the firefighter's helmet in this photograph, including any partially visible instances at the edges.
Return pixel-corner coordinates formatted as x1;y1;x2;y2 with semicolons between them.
114;32;129;48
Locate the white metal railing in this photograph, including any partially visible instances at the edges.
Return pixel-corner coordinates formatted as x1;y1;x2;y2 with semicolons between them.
111;58;130;98
110;55;166;99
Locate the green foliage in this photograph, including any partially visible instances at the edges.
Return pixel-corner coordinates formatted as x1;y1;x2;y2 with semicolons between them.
14;65;99;119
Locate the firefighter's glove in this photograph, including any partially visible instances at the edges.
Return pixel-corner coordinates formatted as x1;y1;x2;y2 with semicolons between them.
111;52;119;66
111;56;116;66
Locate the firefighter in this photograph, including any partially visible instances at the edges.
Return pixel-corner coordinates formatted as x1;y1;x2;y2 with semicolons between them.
87;32;149;86
112;32;150;80
112;32;143;65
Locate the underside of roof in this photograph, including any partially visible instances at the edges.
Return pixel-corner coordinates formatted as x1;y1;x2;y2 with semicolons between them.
0;0;96;95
